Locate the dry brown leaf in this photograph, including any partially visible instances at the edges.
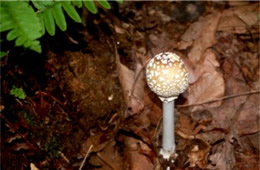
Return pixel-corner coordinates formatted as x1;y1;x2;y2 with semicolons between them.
177;114;196;137
149;32;177;55
97;140;124;170
207;58;249;131
235;93;260;136
81;133;110;154
13;143;32;151
188;71;224;109
7;133;22;143
208;141;235;170
188;13;221;64
218;4;260;34
114;25;126;34
235;149;260;170
30;163;39;170
180;19;205;43
187;49;225;111
124;136;154;170
228;1;249;7
117;60;144;115
187;144;210;168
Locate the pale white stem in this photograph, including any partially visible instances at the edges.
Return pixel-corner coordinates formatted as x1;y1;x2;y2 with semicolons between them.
160;100;175;160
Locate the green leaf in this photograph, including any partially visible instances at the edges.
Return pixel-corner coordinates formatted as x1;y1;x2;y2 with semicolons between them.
84;0;97;14
97;0;111;9
43;9;55;36
0;2;42;53
115;0;123;3
31;0;55;9
10;86;26;100
0;20;16;32
37;13;45;36
24;40;32;48
62;2;81;23
0;51;7;58
7;29;20;41
72;0;82;8
51;3;67;31
31;1;44;10
30;40;42;53
15;35;26;46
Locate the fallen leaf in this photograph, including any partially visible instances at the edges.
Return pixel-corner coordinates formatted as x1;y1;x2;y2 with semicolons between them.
208;58;249;131
180;19;205;43
235;149;260;170
207;140;235;170
124;136;154;170
186;49;225;111
13;143;32;151
114;25;126;34
116;47;145;115
235;93;260;136
188;13;221;64
218;4;260;34
117;62;144;115
177;114;196;137
97;140;124;170
187;144;209;168
30;163;39;170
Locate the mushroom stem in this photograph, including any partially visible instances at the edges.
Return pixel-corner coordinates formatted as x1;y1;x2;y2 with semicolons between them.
160;100;176;159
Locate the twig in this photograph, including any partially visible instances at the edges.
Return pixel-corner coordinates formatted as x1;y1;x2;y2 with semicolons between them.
176;90;260;108
0;113;37;150
79;145;93;170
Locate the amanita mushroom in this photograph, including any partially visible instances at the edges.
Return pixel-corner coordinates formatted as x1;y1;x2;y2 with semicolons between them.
146;52;188;160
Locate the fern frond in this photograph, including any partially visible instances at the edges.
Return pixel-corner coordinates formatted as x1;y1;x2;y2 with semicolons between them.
43;9;56;36
62;1;81;23
72;0;82;8
115;0;123;3
84;0;97;14
51;3;67;31
0;2;42;53
97;0;111;10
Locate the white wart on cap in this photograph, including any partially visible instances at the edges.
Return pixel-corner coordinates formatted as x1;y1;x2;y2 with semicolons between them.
146;52;188;102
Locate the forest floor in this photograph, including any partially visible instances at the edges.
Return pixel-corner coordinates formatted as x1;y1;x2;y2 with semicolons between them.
1;1;259;170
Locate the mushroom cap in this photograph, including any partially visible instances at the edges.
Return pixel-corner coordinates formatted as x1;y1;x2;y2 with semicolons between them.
146;52;188;101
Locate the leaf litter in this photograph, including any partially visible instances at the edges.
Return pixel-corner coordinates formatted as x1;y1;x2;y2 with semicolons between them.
1;1;259;169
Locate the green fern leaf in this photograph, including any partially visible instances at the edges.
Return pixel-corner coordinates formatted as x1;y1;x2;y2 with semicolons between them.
37;13;45;36
43;9;56;36
72;0;82;8
84;0;98;14
51;3;67;31
24;40;32;48
0;19;16;32
31;0;55;10
97;0;111;9
115;0;123;3
0;51;7;58
31;41;41;52
62;2;81;23
15;35;27;46
6;29;20;41
0;2;42;53
30;41;41;53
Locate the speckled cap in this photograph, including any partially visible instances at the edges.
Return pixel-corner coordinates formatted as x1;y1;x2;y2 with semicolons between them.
146;52;188;102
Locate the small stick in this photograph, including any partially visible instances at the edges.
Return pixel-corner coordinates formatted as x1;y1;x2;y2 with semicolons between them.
79;145;93;170
176;90;260;108
0;113;37;150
